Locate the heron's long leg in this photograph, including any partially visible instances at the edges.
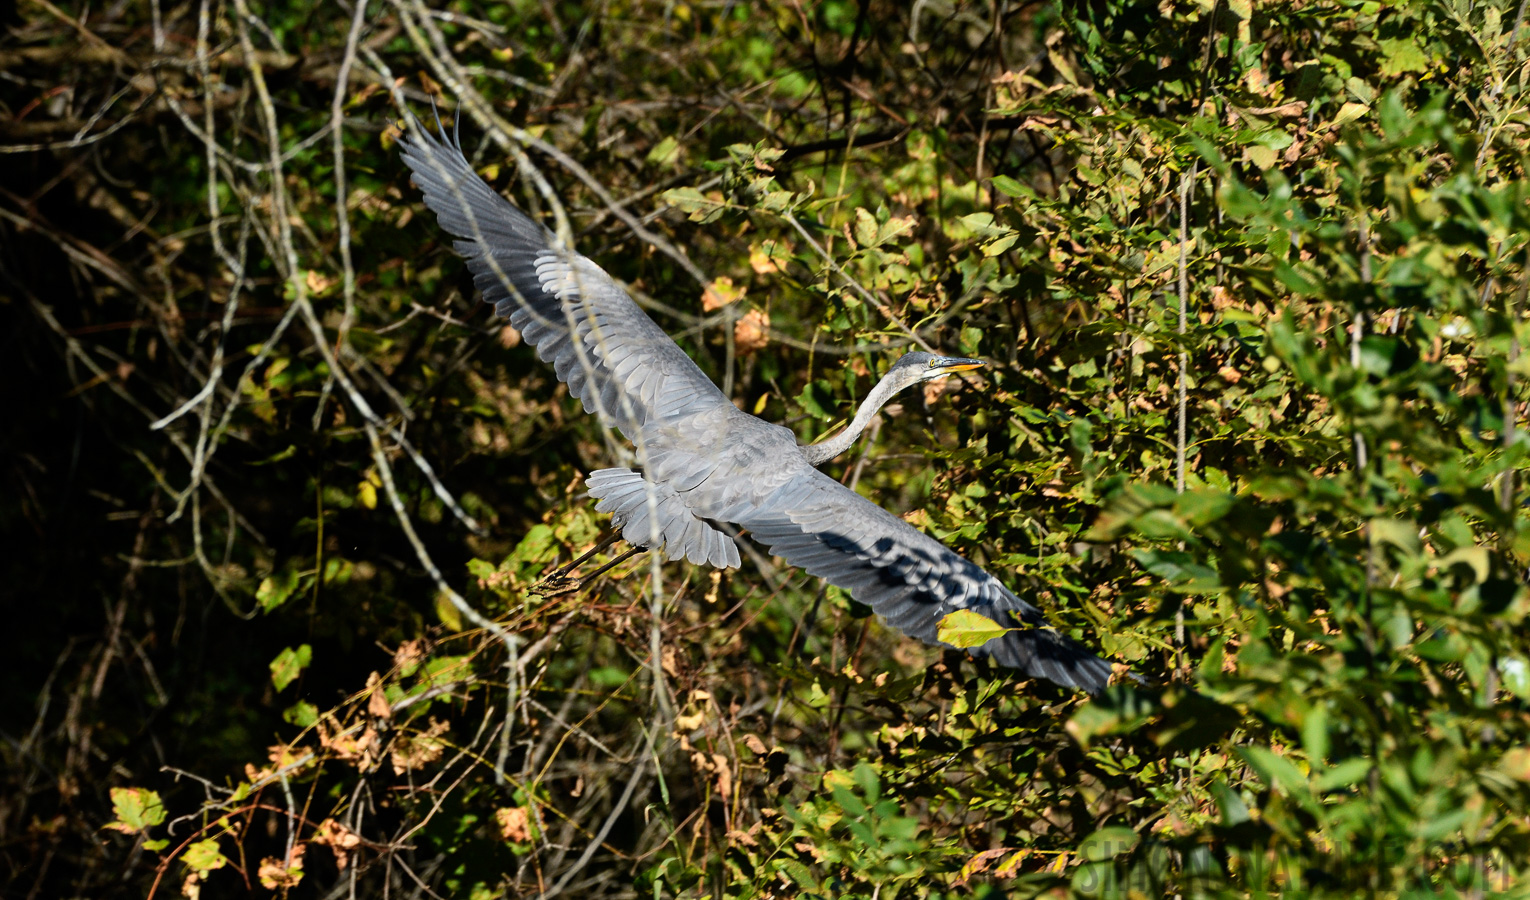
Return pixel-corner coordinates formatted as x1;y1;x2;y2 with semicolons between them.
573;545;643;586
533;531;641;596
547;528;622;580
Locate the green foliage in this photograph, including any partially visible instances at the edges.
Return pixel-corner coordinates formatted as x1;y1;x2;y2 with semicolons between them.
268;644;312;692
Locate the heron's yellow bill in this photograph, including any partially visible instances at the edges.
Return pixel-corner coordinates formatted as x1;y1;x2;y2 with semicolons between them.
931;356;985;373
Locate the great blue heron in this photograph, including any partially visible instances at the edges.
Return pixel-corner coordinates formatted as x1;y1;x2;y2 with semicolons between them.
399;120;1115;693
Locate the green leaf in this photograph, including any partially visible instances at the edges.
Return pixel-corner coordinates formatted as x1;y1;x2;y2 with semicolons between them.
1315;758;1373;793
269;644;312;692
936;610;1015;648
1210;778;1250;826
1239;746;1315;809
853;207;878;248
1377;38;1429;77
645;135;681;168
435;592;464;632
283;700;319;728
797;380;836;421
105;787;167;834
183;838;229;873
989;174;1025;197
1077;826;1139;861
1370;518;1421;556
661;186;726;223
1246;144;1278;170
1128;549;1221;593
1502;657;1530;702
256;565;301;613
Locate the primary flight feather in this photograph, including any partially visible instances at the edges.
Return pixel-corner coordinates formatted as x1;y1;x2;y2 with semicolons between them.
399;119;1115;692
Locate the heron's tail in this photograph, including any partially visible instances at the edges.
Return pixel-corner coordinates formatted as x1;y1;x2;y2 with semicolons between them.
587;468;740;569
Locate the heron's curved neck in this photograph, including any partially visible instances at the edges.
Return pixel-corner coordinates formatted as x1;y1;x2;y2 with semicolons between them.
800;369;908;466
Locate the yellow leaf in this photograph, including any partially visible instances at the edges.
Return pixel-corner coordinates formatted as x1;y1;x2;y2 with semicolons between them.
435;592;463;632
937;610;1016;649
1331;102;1369;128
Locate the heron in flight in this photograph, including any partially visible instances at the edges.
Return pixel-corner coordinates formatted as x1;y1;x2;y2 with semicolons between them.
399;120;1115;692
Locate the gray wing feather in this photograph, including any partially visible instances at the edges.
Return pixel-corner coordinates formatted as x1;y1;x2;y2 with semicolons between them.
399;124;731;438
740;468;1113;692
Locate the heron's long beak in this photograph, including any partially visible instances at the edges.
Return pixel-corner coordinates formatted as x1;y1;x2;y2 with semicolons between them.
932;356;985;374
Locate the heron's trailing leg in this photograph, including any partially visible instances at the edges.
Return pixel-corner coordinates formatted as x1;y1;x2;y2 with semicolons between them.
575;545;643;585
554;528;622;578
533;531;644;595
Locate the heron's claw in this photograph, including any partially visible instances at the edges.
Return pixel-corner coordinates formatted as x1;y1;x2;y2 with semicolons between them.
532;572;584;597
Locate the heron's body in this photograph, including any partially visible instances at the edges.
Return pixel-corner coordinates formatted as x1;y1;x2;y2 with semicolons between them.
400;121;1116;692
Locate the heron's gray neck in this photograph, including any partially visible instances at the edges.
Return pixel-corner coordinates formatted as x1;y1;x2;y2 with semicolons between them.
800;370;908;466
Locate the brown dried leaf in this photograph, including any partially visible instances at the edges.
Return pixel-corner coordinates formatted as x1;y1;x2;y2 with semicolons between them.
267;743;306;770
390;718;449;774
257;845;305;890
366;672;391;720
742;734;768;756
923;376;956;406
393;640;424;672
712;752;732;800
956;847;1014;887
749;245;778;274
312;819;362;870
734;308;770;355
793;840;823;861
494;806;532;843
995;848;1031;878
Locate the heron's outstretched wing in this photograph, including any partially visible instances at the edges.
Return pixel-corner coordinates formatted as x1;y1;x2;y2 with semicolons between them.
399;122;731;438
739;467;1113;692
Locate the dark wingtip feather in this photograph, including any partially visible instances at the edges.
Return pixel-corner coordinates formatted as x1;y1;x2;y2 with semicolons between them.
980;627;1115;693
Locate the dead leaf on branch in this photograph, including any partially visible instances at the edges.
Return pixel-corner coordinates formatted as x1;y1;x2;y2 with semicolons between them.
494;806;532;843
311;819;361;870
955;847;1016;887
390;718;449;774
366;671;391;720
257;844;305;890
734;308;770;354
393;639;424;673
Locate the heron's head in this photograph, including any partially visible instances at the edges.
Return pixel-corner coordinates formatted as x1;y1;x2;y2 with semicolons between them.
887;351;986;389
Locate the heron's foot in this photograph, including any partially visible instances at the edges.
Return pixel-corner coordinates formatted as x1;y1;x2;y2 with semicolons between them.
533;530;623;596
532;572;584;597
532;545;645;597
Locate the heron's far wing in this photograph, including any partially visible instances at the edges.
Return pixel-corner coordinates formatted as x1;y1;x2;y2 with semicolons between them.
399;123;731;438
738;468;1113;692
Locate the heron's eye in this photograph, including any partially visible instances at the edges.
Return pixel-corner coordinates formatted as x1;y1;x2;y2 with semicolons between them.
927;359;939;368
